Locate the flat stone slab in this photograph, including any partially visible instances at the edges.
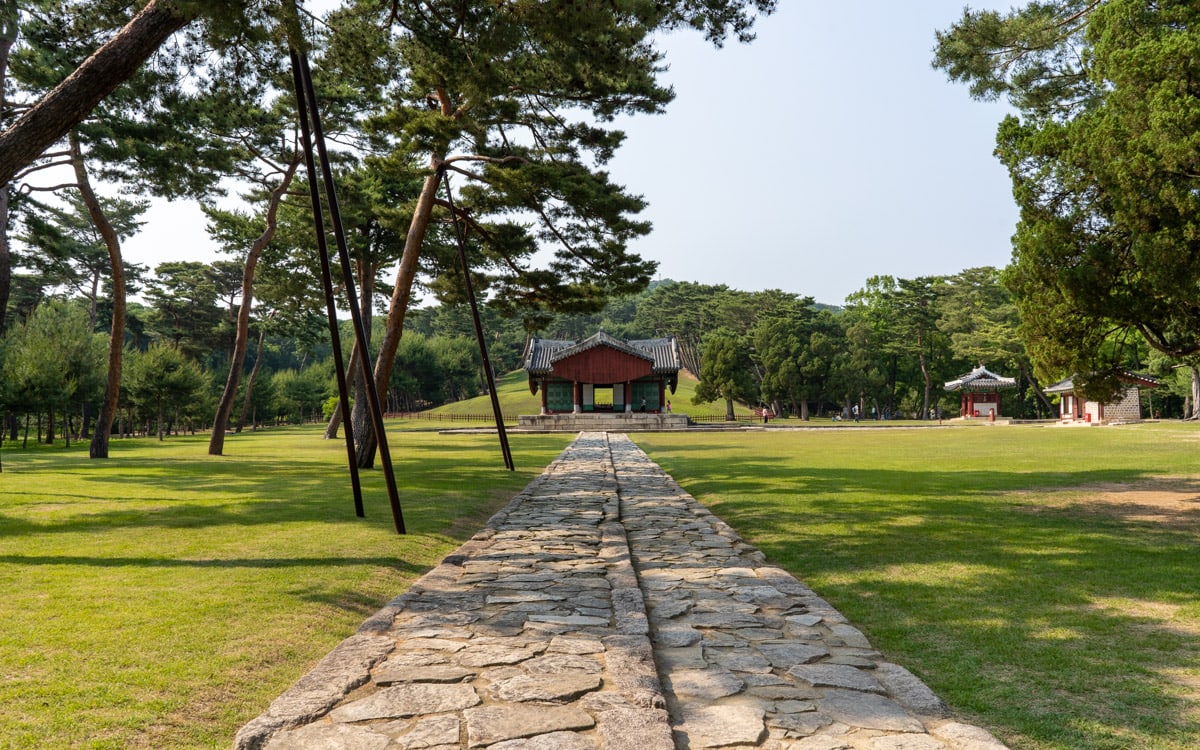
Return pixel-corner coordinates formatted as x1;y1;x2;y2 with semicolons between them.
464;705;595;747
677;704;767;748
396;715;460;749
488;732;596;750
373;665;475;685
330;684;481;723
489;673;602;703
759;642;830;668
819;689;926;732
264;723;392;750
668;668;745;699
788;663;886;693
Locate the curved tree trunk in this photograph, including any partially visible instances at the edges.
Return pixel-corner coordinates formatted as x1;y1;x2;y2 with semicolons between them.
209;158;298;455
1017;361;1055;417
236;325;267;432
324;343;358;439
0;0;195;186
353;160;444;468
69;133;125;460
0;7;18;333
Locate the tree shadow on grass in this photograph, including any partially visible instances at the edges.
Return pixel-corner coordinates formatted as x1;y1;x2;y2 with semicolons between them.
648;456;1200;748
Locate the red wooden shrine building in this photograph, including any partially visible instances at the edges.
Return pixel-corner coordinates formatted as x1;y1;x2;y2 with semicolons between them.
943;365;1017;418
523;332;681;414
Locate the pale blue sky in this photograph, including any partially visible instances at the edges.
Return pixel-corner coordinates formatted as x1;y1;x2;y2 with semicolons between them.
123;1;1019;309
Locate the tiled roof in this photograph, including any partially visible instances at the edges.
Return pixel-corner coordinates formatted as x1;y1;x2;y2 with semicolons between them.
943;365;1017;391
524;332;681;375
1045;372;1161;394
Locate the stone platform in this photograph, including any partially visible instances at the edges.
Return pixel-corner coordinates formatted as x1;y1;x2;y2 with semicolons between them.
517;413;690;432
235;433;1008;750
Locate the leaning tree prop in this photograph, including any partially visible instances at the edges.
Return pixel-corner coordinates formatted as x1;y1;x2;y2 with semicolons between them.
284;20;514;533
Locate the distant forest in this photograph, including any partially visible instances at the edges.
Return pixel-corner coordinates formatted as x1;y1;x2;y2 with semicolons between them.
2;267;1195;447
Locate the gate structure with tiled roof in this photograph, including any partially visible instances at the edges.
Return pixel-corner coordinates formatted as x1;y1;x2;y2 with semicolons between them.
524;331;681;414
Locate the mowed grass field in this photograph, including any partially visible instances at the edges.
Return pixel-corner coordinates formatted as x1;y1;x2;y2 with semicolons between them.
2;422;1198;749
634;422;1200;750
0;427;573;749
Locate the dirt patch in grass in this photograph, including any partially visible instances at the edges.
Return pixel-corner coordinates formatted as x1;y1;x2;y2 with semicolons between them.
1012;478;1200;529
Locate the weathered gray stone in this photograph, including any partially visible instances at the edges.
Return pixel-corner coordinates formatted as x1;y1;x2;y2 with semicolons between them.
766;710;832;736
527;614;610;627
818;689;925;732
789;736;856;750
875;663;950;717
685;611;764;629
488;732;596;750
329;684;480;723
464;705;595;748
601;634;668;708
759;642;830;668
676;704;766;748
667;668;745;699
788;664;885;693
263;722;391;750
489;673;602;703
373;665;474;685
402;638;467;653
595;707;674;750
396;715;460;749
775;699;818;713
523;653;603;674
928;722;1010;749
869;734;949;750
456;644;543;667
786;613;824;627
654;626;702;648
649;599;693;619
548;636;605;654
711;649;773;673
829;624;873;649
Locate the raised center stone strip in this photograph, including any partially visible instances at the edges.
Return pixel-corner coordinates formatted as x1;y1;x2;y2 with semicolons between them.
607;433;1010;750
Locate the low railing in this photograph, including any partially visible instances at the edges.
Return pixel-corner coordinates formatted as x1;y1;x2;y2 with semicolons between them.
687;413;760;424
385;411;515;423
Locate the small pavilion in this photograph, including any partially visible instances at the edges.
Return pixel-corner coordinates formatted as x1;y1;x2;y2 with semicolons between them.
523;331;681;414
944;365;1017;418
1044;372;1159;424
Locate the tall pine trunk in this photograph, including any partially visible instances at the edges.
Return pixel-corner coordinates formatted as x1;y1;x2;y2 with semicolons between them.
70;133;126;460
0;6;16;333
209;159;297;455
354;155;444;468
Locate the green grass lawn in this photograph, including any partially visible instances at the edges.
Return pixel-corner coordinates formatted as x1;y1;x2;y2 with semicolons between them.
0;426;572;749
4;422;1198;749
633;422;1200;750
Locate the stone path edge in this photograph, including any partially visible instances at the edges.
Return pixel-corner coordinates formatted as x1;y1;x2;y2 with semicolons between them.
232;445;669;750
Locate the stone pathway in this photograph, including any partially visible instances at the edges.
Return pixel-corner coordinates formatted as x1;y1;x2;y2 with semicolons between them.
235;433;1008;750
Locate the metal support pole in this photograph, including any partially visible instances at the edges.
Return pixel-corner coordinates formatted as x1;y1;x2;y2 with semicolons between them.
296;50;406;534
288;48;364;518
439;168;514;471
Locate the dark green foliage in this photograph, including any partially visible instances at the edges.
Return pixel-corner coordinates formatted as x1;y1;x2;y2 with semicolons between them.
935;1;1200;400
